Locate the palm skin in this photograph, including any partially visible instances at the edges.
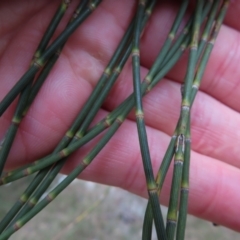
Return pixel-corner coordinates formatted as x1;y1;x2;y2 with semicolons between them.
0;0;240;232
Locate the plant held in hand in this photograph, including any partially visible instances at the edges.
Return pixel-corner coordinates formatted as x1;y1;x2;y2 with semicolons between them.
0;0;232;239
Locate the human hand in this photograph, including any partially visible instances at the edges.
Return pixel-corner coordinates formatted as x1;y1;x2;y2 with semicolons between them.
0;0;239;232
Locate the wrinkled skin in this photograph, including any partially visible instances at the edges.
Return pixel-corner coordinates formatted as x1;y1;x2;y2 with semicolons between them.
0;0;240;232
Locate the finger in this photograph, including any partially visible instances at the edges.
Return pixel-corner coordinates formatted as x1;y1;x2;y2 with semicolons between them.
59;117;240;232
102;61;240;169
0;0;63;57
1;0;238;170
188;0;240;32
138;3;240;113
71;1;240;115
3;39;240;172
224;1;240;32
0;0;135;163
0;53;95;168
2;1;239;115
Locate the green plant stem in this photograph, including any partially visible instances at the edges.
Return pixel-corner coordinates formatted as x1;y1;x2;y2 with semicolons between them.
23;0;94;115
34;0;72;59
141;1;191;235
0;0;71;118
161;0;213;69
1;2;158;232
176;3;229;238
132;1;167;240
0;0;101;117
0;28;188;186
197;0;221;60
166;2;202;239
1;8;191;186
145;0;189;84
0;168;49;233
0;2;102;230
0;123;108;185
0;1;229;239
70;0;155;140
143;1;229;236
0;107;131;240
5;43;132;231
0;98;130;233
0;85;32;177
0;1;73;176
175;119;190;240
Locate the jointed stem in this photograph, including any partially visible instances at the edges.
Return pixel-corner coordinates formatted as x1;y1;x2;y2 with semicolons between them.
34;0;72;59
0;0;74;176
0;107;131;240
146;0;189;83
132;1;167;240
143;1;229;239
0;0;190;186
0;1;104;232
175;119;190;240
166;2;202;239
0;3;156;231
0;1;229;239
161;0;213;69
176;4;229;238
0;0;102;117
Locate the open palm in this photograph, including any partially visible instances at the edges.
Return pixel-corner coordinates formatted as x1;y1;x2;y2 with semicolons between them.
0;0;240;232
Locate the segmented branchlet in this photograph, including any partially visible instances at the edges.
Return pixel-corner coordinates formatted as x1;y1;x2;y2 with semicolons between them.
0;3;151;232
165;2;203;239
0;0;229;239
0;0;102;117
142;4;217;237
142;1;229;240
132;0;167;239
0;0;72;177
0;2;99;231
0;0;102;178
0;1;156;237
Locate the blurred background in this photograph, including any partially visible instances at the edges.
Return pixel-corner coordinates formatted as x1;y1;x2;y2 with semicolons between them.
1;175;239;240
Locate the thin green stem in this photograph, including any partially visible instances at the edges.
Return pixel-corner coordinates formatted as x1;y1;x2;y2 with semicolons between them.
197;0;221;60
72;0;155;139
13;1;157;210
132;1;167;239
166;2;202;239
0;0;73;175
0;1;158;234
176;4;229;238
0;94;131;232
142;4;224;231
175;119;190;240
0;0;101;117
0;2;102;230
2;6;146;229
34;0;72;59
147;1;217;92
0;108;130;240
0;65;39;117
0;20;187;186
0;0;156;185
161;0;213;70
142;3;229;238
0;1;229;239
0;123;107;185
36;0;102;65
0;85;32;176
0;168;49;233
146;0;189;83
23;0;93;115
